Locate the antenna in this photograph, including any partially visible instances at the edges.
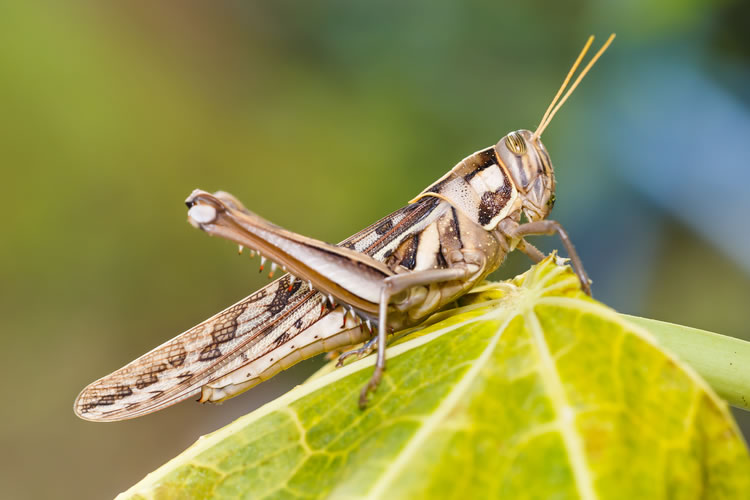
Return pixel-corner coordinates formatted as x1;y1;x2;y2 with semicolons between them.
533;33;615;139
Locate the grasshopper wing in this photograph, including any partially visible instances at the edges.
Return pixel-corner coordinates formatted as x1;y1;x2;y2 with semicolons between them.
74;196;445;421
74;276;322;421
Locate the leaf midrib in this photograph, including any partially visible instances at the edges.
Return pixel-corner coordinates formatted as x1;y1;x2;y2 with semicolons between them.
525;309;597;500
363;312;516;500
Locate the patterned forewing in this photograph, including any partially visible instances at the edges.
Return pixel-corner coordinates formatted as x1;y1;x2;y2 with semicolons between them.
74;196;444;421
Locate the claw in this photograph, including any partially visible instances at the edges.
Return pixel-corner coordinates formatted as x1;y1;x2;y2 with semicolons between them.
336;338;377;367
358;365;384;409
336;350;356;367
238;245;244;255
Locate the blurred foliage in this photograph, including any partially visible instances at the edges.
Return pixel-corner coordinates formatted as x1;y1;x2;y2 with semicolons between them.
1;1;749;499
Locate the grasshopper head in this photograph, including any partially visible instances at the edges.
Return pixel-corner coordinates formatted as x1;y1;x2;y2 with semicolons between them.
494;129;555;222
492;34;615;222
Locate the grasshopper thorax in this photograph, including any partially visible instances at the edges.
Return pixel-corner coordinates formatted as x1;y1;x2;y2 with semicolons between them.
494;129;555;222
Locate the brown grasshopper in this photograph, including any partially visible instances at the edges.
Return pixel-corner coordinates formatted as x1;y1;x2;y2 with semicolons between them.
75;34;613;421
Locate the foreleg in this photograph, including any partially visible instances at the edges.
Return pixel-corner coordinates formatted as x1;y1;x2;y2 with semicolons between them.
505;220;591;295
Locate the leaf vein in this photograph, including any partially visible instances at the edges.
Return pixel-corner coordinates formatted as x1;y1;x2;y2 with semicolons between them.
525;309;597;500
365;314;517;499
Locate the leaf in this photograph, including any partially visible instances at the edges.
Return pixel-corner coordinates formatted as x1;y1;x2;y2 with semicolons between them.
118;257;750;500
621;315;750;412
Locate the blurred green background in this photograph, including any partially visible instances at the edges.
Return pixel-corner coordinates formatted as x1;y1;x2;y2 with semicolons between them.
2;1;749;498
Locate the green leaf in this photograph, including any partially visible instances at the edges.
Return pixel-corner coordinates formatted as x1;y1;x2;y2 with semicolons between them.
621;315;750;412
118;257;750;500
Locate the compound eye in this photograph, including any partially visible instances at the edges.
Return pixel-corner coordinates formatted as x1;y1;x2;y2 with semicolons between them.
504;131;527;155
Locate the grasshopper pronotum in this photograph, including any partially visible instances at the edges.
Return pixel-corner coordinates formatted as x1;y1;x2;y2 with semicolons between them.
75;34;614;421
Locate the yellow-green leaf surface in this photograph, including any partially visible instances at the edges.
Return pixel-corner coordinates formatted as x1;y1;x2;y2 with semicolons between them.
119;258;750;500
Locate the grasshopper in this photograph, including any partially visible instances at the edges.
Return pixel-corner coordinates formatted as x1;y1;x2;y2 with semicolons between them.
75;34;614;422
